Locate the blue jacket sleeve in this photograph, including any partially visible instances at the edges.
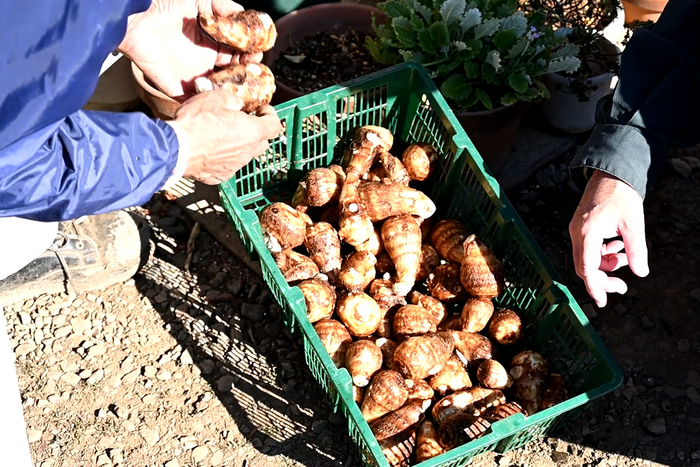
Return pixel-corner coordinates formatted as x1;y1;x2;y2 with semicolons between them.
0;0;180;222
570;0;700;198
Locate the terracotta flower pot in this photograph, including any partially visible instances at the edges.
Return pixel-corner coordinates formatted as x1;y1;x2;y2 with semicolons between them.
263;3;387;104
621;0;668;22
131;62;181;120
453;101;531;173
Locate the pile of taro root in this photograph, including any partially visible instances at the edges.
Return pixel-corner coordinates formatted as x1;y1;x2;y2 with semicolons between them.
258;126;568;466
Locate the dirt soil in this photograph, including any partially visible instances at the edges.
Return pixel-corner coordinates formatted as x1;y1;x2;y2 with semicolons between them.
3;144;700;467
273;30;384;94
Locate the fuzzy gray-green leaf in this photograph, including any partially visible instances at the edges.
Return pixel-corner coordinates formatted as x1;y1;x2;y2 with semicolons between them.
383;0;412;18
507;36;529;58
475;18;500;39
460;8;481;31
440;0;466;25
393;16;417;47
499;11;527;37
546;56;581;74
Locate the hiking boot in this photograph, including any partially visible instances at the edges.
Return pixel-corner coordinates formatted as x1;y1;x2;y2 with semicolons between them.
0;211;150;306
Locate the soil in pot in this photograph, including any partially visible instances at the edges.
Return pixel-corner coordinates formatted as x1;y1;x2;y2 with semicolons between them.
273;30;385;94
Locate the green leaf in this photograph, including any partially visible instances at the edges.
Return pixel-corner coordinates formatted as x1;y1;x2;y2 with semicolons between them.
499;11;527;37
457;91;479;110
407;0;432;21
418;27;440;54
493;29;517;52
552;44;579;59
464;61;479;78
365;37;399;65
373;19;396;40
546;57;581;74
441;74;472;100
536;79;551;100
393;17;417;47
409;14;425;31
484;50;501;72
437;59;463;75
482;61;497;83
440;0;466;25
507;36;529;58
475;18;500;40
429;21;450;48
383;0;412;18
476;88;493;109
500;93;520;106
554;27;575;39
400;50;427;64
460;8;481;31
508;73;529;93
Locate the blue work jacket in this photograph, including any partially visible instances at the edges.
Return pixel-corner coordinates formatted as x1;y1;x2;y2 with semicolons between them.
0;0;180;222
571;0;700;198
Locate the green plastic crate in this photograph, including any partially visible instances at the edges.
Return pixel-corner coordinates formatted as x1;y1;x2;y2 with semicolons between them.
218;62;623;467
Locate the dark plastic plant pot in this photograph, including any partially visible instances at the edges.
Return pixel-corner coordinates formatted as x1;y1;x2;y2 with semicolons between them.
263;2;387;104
453;101;531;174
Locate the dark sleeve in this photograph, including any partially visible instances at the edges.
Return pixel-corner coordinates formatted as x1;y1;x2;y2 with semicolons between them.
570;0;700;199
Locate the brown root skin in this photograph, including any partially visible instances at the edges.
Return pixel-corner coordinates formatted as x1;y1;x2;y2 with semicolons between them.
259;202;309;252
337;250;377;292
361;370;409;423
382;214;422;297
460;234;506;298
427;263;468;303
304;222;342;275
427;354;473;396
358;181;436;222
402;142;439;182
408;291;447;325
313;319;352;368
415;420;445;463
430;219;470;263
335;292;383;337
378;152;411;186
197;10;277;53
370;399;430;442
488;309;523;345
338;172;374;247
393;333;454;381
345;339;383;388
273;250;319;284
297;279;336;323
415;244;441;282
460;297;495;333
195;63;275;113
392;305;438;342
301;167;345;207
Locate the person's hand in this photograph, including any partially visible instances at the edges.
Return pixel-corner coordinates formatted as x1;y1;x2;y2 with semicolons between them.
173;90;282;184
118;0;263;98
569;170;649;308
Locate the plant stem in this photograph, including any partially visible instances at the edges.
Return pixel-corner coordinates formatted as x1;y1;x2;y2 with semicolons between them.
421;57;452;68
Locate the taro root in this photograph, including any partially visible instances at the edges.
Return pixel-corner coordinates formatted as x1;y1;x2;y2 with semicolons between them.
273;250;319;284
292;166;345;210
509;350;550;415
361;370;409;423
379;429;416;467
438;413;491;449
378;151;411;186
427;354;472;396
393;332;454;380
482;401;525;423
430;219;470;263
431;387;498;424
304;222;342;276
358;181;436;222
375;337;398;369
335;292;383;337
369;279;406;314
356;226;384;256
197;10;277;53
417;215;435;242
259;202;311;252
375;251;396;276
338;170;375;247
408;291;447;325
460;234;506;298
427;263;468;303
488;309;523;345
437;314;462;332
194;63;276;113
375;306;397;339
476;359;513;390
392;305;438;341
353;384;366;406
338;250;377;292
460;297;495;333
345;339;383;387
539;373;568;411
382;214;423;296
313;319;352;368
342;125;394;177
370;399;431;441
316;203;340;228
415;420;445;463
297;279;336;323
415;244;442;282
450;331;497;365
404;379;435;402
402;142;439;182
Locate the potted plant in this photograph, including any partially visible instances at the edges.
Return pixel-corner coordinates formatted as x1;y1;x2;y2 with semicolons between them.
526;0;623;133
365;0;580;171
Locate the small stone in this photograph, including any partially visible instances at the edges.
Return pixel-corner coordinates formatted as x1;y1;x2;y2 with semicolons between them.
312;420;328;434
686;387;700;405
165;460;180;467
156;370;172;381
122;369;140;384
200;360;215;375
536;171;555;188
96;454;111;466
96;408;108;418
87;344;107;358
26;429;42;442
15;343;37;357
641;316;654;329
192;446;209;463
498;455;511;466
670;158;692;177
143;366;157;378
217;375;236;392
79;369;93;379
678;451;686;461
678;338;691;353
642;417;667;435
691;450;700;460
139;428;159;446
241;303;265;322
582;304;598;320
622;387;639;401
60;372;81;386
179;349;193;365
70;318;91;334
210;450;224;466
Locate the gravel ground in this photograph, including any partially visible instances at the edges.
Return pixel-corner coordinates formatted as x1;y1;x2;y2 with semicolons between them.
3;146;700;467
